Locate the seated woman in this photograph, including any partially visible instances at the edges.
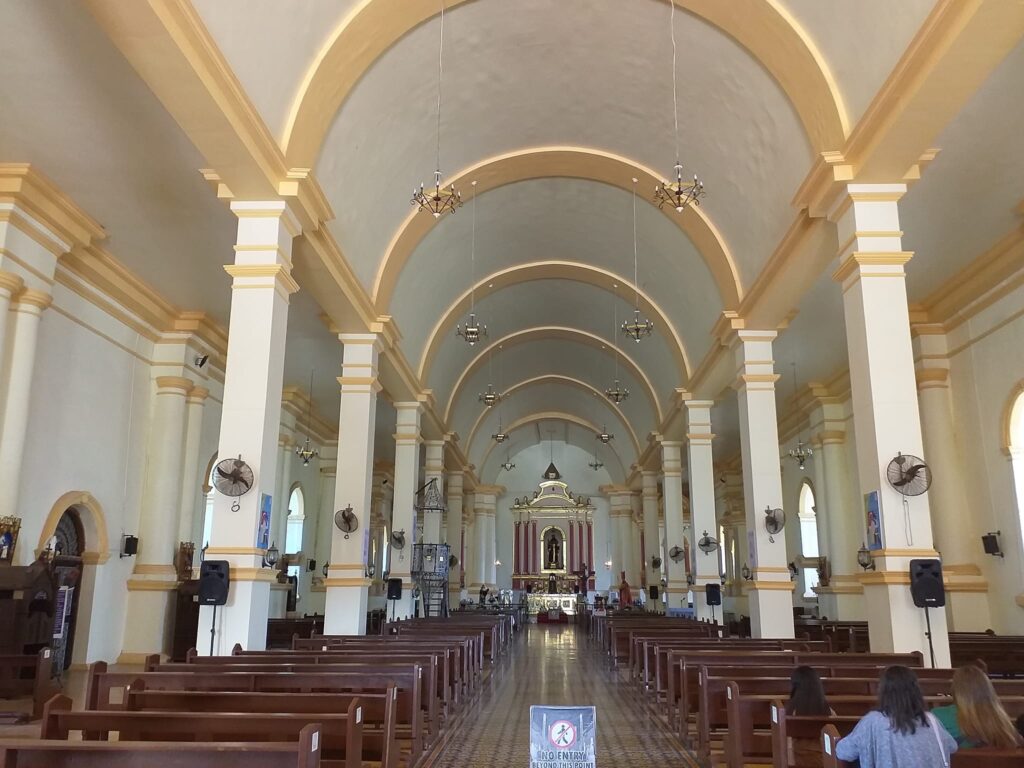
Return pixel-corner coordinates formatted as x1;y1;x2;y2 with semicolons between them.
787;665;833;716
931;665;1022;750
786;666;834;767
836;665;956;768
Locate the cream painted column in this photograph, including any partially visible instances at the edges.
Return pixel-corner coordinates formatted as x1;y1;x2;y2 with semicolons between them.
305;460;336;616
658;439;689;611
0;290;51;518
686;401;722;622
122;374;192;659
808;388;865;620
198;201;299;654
390;402;422;618
914;332;992;630
829;184;949;666
474;486;502;591
604;487;633;589
0;166;104;520
274;436;294;556
446;471;464;608
0;270;23;381
641;472;664;612
177;386;209;545
325;334;382;634
422;440;445;544
464;496;478;591
732;330;795;639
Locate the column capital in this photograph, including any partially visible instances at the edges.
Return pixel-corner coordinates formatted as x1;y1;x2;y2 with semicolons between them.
12;288;52;312
223;263;299;296
0;269;24;297
0;163;106;250
339;332;384;352
155;375;194;392
832;252;914;285
228;199;301;237
187;385;210;403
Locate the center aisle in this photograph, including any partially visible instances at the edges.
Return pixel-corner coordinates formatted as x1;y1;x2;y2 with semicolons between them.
426;623;699;768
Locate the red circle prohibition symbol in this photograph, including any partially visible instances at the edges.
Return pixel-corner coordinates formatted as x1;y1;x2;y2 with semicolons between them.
549;720;577;749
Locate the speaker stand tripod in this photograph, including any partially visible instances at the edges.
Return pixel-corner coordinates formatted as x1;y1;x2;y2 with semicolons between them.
209;603;218;657
923;606;936;668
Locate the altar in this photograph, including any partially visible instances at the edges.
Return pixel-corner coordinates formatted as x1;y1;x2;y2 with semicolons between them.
526;592;579;619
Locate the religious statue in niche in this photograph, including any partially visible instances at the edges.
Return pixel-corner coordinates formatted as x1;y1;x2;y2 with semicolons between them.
545;530;564;570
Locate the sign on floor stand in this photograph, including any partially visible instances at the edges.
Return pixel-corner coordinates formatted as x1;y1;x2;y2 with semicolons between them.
529;705;596;768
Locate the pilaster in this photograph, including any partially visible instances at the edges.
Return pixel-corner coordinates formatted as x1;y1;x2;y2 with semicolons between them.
685;401;721;622
422;440;446;545
732;330;795;639
198;200;299;654
658;438;689;611
641;472;664;612
390;402;423;618
830;184;949;665
446;471;465;607
324;333;382;634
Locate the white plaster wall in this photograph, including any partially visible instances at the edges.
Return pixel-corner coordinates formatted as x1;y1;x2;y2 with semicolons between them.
17;282;154;665
945;286;1024;633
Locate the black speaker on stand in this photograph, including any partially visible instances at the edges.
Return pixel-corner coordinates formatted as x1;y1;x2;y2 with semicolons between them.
386;578;403;623
910;559;945;667
705;583;722;625
198;560;230;656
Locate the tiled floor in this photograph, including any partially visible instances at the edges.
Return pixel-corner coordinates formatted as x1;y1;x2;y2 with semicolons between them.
426;624;700;768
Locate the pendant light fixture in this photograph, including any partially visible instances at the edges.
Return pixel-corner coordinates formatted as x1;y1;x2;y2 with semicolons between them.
478;345;502;408
411;0;462;218
605;283;630;404
622;178;654;342
491;345;509;440
654;1;705;213
456;181;487;344
500;451;516;472
588;442;604;471
787;362;813;470
294;370;319;466
596;425;614;444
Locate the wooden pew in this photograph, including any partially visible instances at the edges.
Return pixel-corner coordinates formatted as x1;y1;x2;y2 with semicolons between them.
42;694;360;768
85;663;427;762
821;724;1024;768
770;705;859;768
124;684;399;768
0;723;323;768
148;657;441;741
0;647;58;719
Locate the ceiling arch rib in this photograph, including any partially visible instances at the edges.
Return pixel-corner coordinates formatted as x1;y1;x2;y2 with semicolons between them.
374;146;740;312
464;375;642;459
420;261;691;383
282;0;847;168
477;412;630;484
443;327;664;426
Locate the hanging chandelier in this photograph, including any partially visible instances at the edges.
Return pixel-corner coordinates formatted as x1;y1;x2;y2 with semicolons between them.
411;0;461;218
596;426;614;444
605;285;630;404
787;362;814;470
500;454;515;472
294;370;319;466
653;1;705;214
588;453;604;471
623;179;654;342
456;182;487;344
492;408;509;442
478;384;501;408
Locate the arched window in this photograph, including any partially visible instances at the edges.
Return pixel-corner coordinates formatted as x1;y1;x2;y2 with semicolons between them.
718;524;727;577
285;486;305;580
201;461;216;549
798;481;820;598
1008;389;1024;560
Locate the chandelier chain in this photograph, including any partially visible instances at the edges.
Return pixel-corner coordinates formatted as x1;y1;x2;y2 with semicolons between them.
435;0;445;174
470;180;477;310
670;0;679;163
632;178;639;310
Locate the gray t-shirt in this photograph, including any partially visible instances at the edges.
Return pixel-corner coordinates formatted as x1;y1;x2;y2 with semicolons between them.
835;710;957;768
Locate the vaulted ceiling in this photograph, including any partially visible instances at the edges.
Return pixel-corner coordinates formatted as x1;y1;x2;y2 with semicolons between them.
3;0;1023;487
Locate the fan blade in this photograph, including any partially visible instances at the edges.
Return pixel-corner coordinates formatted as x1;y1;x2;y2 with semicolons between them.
216;466;232;480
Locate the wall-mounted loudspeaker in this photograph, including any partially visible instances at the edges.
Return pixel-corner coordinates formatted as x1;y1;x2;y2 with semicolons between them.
198;560;230;606
705;583;722;607
909;559;945;608
386;578;403;600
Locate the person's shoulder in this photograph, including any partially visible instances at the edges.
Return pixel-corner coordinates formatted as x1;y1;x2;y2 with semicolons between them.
858;710;887;727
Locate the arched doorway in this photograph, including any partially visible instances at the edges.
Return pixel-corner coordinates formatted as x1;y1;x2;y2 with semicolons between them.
50;507;84;672
798;482;821;599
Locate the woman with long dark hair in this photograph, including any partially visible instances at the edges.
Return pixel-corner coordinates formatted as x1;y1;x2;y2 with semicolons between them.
836;666;957;768
786;665;832;716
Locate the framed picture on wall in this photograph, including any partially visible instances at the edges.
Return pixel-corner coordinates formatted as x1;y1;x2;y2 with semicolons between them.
0;516;20;564
864;491;884;551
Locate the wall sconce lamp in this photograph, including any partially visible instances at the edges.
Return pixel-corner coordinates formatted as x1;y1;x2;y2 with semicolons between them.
856;544;875;571
322;561;330;578
262;542;280;569
740;563;752;581
787;561;798;581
